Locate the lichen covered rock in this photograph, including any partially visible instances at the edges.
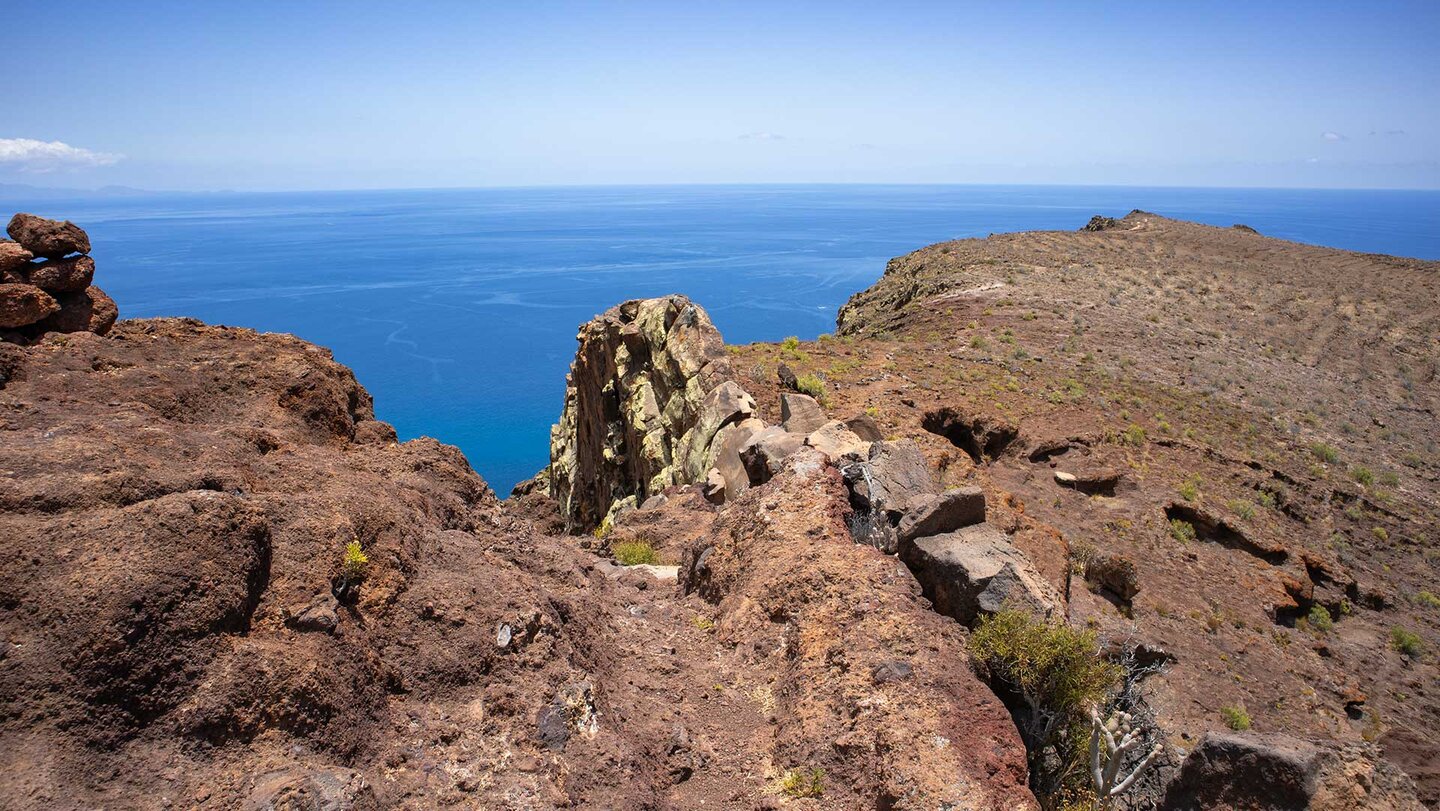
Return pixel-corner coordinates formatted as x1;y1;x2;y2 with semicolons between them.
547;295;758;531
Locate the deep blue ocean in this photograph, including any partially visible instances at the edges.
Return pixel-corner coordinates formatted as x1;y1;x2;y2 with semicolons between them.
4;184;1437;492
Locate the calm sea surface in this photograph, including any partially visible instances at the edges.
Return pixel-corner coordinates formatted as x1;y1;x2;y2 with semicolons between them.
5;184;1437;491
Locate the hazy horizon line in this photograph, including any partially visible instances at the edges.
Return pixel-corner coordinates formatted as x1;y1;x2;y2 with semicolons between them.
4;179;1440;198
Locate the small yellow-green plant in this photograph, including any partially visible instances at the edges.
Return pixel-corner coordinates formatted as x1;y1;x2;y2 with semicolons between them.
1413;591;1440;610
341;540;369;581
1309;442;1339;464
777;767;825;799
972;611;1125;801
612;539;660;566
1390;627;1424;657
1169;519;1197;543
1120;424;1146;447
1227;499;1255;520
795;373;828;405
690;614;715;631
1177;476;1202;502
1350;466;1375;486
593;516;613;540
780;335;806;361
1221;704;1251;731
1303;605;1334;634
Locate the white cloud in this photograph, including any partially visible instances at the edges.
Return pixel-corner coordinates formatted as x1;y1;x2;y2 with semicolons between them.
1321;131;1348;142
0;138;122;172
738;131;785;141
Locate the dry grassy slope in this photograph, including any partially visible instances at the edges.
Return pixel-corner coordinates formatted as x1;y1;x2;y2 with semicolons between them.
728;211;1440;804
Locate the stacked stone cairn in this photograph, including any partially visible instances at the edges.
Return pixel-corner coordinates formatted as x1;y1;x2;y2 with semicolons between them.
0;213;117;344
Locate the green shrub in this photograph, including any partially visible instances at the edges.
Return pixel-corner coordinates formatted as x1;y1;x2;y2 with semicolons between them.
1121;424;1146;446
1413;591;1440;610
612;540;660;566
1169;519;1197;543
971;336;989;350
1221;704;1251;731
341;540;369;581
1305;605;1334;634
1309;443;1339;464
971;611;1120;711
780;335;806;361
1350;466;1374;486
1390;627;1424;657
1227;499;1255;520
777;767;824;799
795;373;828;404
1177;476;1201;501
972;611;1125;801
1372;526;1389;541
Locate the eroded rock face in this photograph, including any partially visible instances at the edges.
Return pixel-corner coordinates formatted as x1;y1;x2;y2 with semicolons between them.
0;318;692;808
678;448;1039;809
547;295;756;530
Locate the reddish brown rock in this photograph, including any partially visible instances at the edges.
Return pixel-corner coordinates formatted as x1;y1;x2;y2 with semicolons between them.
34;285;117;335
0;240;33;276
0;282;59;328
25;255;94;293
680;448;1039;809
6;213;91;258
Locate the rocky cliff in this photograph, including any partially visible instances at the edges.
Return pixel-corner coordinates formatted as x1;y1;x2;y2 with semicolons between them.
727;211;1439;808
544;295;762;531
2;213;1435;810
0;225;1046;810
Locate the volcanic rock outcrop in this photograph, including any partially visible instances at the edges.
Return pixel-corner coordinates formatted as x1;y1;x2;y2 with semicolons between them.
0;241;1046;808
733;210;1438;807
545;295;763;531
0;213;117;343
6;212;1436;809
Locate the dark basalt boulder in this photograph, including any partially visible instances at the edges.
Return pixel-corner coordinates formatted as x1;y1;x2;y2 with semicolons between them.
1160;732;1423;810
7;213;91;258
1082;214;1121;232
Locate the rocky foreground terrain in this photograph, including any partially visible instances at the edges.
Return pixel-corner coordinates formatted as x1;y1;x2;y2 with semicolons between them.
1;212;1436;809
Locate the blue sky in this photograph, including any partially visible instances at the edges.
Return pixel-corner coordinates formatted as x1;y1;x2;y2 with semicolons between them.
2;1;1437;190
